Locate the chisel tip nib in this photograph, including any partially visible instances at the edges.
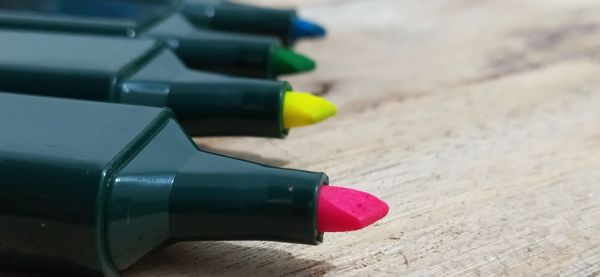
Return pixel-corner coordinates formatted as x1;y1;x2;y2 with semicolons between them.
283;91;337;128
317;185;389;232
271;47;316;76
291;18;327;40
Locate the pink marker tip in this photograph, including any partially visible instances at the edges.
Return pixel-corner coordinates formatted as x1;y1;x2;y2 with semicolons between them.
317;185;389;232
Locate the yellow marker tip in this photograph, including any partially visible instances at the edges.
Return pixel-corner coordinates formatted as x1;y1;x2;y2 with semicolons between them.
283;91;337;128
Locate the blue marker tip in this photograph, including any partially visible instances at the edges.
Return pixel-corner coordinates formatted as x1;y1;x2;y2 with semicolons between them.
291;17;327;41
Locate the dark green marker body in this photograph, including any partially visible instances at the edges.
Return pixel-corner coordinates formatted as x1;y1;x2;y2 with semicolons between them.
180;0;297;45
0;30;289;137
0;92;327;276
0;0;283;78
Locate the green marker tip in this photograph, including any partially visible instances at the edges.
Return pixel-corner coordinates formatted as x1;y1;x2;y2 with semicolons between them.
271;47;316;76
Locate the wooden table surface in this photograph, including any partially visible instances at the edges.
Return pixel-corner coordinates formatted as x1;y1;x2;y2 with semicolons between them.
7;0;600;276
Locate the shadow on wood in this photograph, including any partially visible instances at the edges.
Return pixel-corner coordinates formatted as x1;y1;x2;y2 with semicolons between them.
126;241;335;276
197;143;290;167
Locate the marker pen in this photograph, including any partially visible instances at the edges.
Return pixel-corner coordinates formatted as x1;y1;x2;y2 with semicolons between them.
179;0;326;46
0;0;316;78
0;92;389;276
0;30;336;138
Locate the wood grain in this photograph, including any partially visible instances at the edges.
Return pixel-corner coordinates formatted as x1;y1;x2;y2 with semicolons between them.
6;0;600;276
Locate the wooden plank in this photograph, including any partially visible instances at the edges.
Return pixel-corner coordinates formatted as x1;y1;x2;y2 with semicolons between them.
6;0;600;276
